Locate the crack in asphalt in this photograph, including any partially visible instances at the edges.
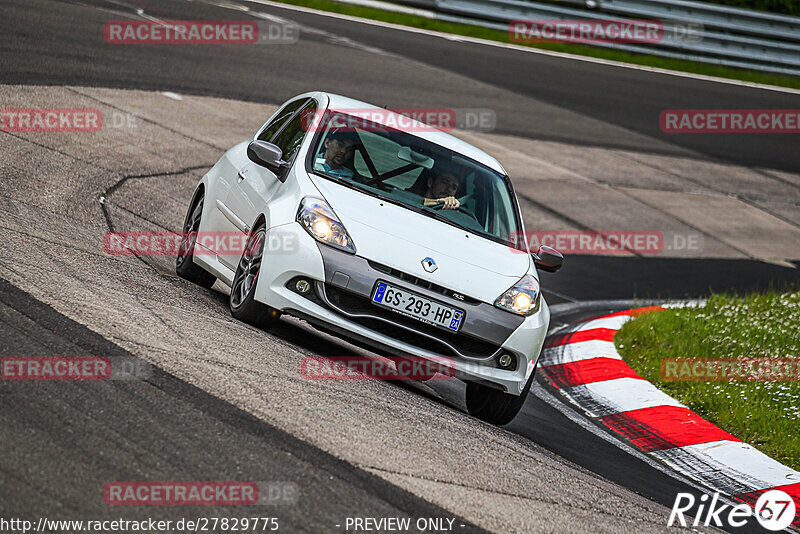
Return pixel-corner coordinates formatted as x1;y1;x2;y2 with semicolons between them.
98;164;211;272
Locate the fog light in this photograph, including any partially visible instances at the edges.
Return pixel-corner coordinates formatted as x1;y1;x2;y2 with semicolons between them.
498;353;514;369
295;279;311;294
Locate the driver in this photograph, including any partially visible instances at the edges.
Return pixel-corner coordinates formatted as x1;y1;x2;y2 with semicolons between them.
422;171;461;210
315;130;356;179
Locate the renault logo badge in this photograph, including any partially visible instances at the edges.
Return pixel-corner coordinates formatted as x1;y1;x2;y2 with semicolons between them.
422;257;437;273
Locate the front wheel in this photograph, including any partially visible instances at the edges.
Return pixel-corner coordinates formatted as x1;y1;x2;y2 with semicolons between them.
465;371;534;425
229;224;280;329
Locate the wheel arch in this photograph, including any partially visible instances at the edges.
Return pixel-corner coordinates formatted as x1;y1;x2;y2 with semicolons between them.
251;208;270;234
182;182;206;228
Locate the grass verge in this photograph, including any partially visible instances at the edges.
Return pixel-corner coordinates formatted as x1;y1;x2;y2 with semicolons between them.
615;290;800;470
270;0;800;90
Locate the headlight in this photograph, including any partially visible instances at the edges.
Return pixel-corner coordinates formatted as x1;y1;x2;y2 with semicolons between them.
296;197;355;253
494;274;540;316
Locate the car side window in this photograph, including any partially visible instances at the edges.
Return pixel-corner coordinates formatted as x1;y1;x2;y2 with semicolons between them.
257;98;309;142
272;102;317;163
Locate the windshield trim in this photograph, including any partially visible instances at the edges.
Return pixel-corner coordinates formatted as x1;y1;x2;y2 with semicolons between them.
303;110;523;248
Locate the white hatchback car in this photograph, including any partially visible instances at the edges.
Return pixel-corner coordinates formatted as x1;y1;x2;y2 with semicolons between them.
176;92;563;424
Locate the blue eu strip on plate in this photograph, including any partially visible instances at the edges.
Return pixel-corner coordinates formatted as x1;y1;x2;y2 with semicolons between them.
373;282;387;303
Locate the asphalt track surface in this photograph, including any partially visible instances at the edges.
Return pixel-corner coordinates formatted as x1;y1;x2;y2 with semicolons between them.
0;278;482;532
3;0;800;173
1;0;799;532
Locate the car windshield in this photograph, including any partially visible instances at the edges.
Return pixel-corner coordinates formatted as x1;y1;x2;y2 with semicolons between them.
308;111;522;244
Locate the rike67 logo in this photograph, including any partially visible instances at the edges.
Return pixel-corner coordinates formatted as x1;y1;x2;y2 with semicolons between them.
669;490;796;531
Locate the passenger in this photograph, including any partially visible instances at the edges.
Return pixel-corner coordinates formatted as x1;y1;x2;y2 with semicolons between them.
421;170;461;210
315;131;356;179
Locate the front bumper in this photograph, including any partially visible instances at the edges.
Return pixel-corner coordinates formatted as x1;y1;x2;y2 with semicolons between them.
254;223;550;395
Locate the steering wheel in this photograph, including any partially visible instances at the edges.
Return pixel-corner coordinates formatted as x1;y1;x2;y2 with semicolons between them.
430;194;477;219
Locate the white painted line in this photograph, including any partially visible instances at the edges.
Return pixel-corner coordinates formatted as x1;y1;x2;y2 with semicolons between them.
538;339;621;366
161;92;183;101
327;0;437;18
101;0;164;23
563;377;685;417
652;440;800;494
249;8;394;55
241;0;800;95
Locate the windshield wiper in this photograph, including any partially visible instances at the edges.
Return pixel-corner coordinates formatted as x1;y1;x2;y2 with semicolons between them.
418;206;500;243
313;170;398;205
418;205;468;228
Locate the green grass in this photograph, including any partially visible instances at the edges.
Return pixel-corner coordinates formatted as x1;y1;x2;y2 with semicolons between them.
615;290;800;470
272;0;800;90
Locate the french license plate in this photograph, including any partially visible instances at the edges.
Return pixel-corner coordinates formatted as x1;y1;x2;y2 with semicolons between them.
371;281;464;333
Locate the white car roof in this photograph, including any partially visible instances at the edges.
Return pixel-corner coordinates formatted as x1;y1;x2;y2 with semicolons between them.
313;92;507;175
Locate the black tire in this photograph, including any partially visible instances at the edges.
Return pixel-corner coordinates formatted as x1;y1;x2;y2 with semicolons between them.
229;224;280;329
176;191;217;289
465;369;535;425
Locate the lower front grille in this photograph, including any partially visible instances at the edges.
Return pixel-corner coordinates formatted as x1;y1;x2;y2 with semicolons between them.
322;284;500;359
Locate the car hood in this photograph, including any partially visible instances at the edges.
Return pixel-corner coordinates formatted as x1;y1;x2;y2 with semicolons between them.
309;176;532;303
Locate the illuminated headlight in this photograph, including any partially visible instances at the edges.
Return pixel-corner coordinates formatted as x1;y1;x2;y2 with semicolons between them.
296;197;355;253
494;274;540;316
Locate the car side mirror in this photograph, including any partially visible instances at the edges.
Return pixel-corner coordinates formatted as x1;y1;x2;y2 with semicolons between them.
532;245;563;273
247;140;290;182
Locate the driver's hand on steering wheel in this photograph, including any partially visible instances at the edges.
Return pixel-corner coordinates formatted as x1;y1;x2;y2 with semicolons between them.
425;196;460;210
